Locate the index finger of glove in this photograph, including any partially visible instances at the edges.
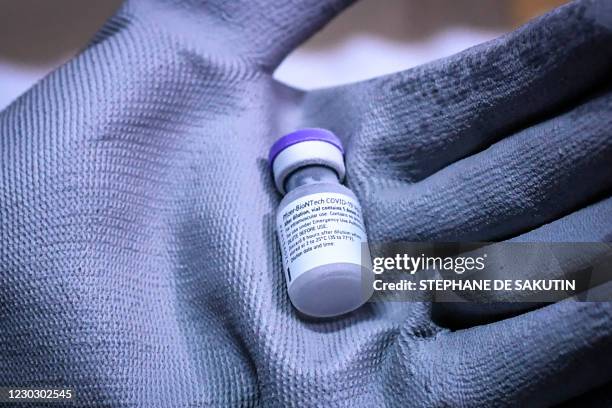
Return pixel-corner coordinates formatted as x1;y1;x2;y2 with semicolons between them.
302;0;612;184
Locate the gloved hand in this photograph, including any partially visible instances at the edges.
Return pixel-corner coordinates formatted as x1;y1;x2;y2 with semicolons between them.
1;0;611;406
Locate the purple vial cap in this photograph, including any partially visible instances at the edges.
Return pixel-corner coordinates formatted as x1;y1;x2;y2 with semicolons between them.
268;128;344;166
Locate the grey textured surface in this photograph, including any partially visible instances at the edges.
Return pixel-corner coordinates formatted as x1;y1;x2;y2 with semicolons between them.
1;0;611;406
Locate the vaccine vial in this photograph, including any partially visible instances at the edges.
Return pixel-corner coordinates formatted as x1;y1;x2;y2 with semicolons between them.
269;128;374;318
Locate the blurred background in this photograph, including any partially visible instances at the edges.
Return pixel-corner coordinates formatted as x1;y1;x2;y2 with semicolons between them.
0;0;566;110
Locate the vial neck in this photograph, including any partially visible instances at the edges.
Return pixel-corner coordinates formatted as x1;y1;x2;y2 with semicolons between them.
284;165;340;193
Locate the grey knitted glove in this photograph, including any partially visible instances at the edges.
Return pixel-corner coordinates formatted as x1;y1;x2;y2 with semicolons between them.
1;0;611;406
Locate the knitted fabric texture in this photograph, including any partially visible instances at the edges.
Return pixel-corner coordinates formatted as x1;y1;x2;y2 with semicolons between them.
1;0;612;406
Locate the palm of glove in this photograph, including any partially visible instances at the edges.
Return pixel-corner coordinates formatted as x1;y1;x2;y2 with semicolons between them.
1;0;611;406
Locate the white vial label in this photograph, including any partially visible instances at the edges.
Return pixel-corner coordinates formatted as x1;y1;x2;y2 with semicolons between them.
276;192;368;283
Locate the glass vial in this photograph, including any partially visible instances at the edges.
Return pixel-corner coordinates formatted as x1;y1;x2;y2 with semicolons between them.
269;128;373;318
